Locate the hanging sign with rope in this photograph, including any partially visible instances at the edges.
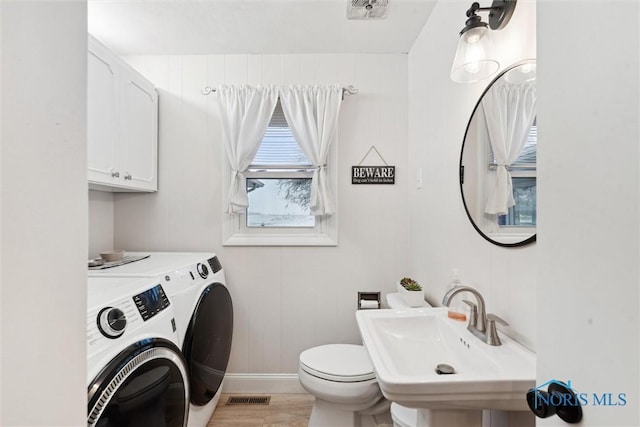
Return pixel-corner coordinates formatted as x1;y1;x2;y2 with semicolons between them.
351;146;395;184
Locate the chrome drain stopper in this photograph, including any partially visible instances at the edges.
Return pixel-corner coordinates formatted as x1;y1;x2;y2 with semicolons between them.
435;363;456;375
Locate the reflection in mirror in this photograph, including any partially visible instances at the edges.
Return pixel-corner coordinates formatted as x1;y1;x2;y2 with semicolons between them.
460;61;537;247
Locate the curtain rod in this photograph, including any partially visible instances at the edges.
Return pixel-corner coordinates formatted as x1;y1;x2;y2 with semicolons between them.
201;85;359;98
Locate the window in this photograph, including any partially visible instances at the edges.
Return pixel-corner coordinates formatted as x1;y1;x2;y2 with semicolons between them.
490;120;537;228
246;179;315;227
498;177;536;226
246;101;315;228
222;100;337;246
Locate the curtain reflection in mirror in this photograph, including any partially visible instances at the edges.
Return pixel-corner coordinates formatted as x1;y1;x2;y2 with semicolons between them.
459;61;537;247
481;77;537;217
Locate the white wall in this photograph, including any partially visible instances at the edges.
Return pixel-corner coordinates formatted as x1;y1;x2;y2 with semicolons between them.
89;191;114;259
1;1;87;425
537;2;639;425
0;2;4;417
111;53;410;383
407;1;537;350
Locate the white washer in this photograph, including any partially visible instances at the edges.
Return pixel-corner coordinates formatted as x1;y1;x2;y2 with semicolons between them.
87;276;189;427
89;252;233;427
88;252;215;280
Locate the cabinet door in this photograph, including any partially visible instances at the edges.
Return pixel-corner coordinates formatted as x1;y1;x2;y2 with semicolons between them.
87;40;119;185
119;67;158;192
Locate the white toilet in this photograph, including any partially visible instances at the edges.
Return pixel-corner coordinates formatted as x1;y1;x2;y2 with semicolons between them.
299;343;389;427
298;293;427;427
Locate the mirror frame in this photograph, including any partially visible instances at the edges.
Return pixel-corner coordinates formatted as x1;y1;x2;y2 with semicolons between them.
459;59;537;248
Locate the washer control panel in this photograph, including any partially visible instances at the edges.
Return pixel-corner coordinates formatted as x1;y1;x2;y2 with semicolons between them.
97;307;127;338
88;298;139;346
196;262;209;279
133;284;170;321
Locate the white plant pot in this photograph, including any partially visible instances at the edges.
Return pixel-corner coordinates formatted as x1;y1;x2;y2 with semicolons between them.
396;282;424;307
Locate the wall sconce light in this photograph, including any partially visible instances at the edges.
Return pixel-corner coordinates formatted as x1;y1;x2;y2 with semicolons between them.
450;0;517;83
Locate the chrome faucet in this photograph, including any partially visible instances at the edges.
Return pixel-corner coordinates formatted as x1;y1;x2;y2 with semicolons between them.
441;285;508;346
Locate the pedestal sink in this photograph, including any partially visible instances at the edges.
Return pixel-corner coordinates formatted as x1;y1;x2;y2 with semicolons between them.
356;307;535;427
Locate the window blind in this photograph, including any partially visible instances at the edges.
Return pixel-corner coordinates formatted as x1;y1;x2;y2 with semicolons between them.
489;122;537;167
252;100;311;167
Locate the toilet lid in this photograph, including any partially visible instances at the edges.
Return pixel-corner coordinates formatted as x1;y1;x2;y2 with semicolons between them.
299;344;376;382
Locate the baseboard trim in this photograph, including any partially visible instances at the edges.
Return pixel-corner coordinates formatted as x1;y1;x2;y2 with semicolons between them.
222;373;306;394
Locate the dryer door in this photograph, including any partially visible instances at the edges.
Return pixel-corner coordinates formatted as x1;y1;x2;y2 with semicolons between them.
183;283;233;406
88;338;189;427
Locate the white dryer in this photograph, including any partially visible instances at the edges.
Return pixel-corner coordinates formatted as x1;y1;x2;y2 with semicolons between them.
87;276;189;427
89;252;233;427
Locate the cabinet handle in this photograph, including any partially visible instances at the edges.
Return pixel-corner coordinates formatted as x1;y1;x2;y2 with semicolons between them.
124;172;132;180
111;171;120;178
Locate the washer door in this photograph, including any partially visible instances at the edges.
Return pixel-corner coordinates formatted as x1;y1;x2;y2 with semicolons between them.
183;283;233;406
88;338;189;427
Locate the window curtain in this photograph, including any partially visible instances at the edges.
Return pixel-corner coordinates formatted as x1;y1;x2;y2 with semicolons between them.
278;85;342;216
482;80;537;215
217;85;278;214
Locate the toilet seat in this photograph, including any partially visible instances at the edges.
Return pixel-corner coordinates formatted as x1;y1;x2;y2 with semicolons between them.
299;344;376;382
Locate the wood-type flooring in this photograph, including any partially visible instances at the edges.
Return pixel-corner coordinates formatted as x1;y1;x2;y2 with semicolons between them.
207;394;314;427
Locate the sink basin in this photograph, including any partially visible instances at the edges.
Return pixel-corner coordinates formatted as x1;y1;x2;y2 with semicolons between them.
356;307;535;411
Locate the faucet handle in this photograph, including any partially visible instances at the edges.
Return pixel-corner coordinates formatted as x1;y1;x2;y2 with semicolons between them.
462;300;477;328
487;313;508;326
486;314;508;346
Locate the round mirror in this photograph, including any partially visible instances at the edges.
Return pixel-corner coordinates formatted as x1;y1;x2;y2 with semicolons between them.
460;60;537;247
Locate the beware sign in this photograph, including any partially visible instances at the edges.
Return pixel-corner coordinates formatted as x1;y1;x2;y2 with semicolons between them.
351;166;395;185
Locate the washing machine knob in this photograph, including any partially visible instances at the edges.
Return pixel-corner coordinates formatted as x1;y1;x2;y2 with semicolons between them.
97;307;127;339
197;263;209;279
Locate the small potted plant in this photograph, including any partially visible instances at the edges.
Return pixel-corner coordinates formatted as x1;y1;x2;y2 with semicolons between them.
397;277;424;307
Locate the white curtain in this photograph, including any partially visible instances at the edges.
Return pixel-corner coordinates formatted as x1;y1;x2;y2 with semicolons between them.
217;85;278;214
482;81;536;215
279;85;342;216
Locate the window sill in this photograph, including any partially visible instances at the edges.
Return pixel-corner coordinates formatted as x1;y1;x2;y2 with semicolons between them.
222;233;337;247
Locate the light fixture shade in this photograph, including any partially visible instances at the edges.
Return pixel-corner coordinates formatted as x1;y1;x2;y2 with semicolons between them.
450;26;499;83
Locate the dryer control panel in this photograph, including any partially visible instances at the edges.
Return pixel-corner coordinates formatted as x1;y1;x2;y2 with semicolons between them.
133;284;170;321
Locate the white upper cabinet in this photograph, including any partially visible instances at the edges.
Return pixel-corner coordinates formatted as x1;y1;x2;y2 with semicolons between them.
119;66;158;190
88;35;158;192
87;38;118;185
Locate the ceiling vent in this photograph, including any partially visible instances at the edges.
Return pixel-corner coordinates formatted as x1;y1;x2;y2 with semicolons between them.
347;0;389;20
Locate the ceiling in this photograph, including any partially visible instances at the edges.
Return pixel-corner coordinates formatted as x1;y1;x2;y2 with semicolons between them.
88;0;438;55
